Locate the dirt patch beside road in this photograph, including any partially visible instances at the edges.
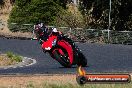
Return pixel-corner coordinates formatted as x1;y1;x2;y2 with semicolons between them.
0;74;131;88
0;74;76;87
0;54;16;66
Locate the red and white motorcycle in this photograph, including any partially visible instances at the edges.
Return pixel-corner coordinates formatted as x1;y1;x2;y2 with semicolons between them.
34;25;87;67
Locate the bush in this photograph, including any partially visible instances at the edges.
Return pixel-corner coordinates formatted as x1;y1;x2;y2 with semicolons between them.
6;52;14;58
56;4;85;28
6;52;22;62
8;0;65;32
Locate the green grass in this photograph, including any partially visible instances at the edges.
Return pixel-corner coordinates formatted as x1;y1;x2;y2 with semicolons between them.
24;82;132;88
26;81;35;88
6;51;22;62
0;82;131;88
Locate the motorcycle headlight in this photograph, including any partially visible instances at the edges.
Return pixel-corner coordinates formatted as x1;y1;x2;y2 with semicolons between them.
52;39;57;46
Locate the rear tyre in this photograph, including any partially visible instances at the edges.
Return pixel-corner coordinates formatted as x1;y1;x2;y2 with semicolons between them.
76;50;87;67
52;47;71;68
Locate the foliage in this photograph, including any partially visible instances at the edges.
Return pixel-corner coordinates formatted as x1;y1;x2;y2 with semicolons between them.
6;52;14;58
55;3;85;28
53;0;67;9
56;9;85;28
8;0;68;32
9;0;61;24
6;51;22;62
79;0;132;31
8;0;86;32
7;0;132;32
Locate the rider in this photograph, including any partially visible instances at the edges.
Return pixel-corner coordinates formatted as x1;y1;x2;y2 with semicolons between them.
34;22;76;53
34;23;61;45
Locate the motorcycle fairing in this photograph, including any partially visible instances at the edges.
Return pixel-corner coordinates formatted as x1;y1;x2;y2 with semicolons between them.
57;40;74;64
42;35;57;50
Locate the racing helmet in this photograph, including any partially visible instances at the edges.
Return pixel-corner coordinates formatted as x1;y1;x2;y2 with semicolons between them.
34;23;45;37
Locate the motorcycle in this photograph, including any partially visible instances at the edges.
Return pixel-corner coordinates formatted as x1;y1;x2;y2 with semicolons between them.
34;25;87;67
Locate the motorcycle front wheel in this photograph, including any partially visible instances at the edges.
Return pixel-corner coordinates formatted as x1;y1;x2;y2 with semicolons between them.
52;47;72;68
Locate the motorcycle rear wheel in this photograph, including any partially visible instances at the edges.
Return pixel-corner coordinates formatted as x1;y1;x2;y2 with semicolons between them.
75;50;87;67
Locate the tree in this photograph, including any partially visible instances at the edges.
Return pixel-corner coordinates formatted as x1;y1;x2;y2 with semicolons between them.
8;0;66;32
113;0;132;31
79;0;132;31
53;0;68;9
8;0;64;24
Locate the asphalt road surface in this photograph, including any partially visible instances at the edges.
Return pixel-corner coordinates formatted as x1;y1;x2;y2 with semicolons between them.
0;38;132;75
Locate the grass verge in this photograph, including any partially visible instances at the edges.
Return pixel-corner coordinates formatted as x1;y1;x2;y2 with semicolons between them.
0;75;131;88
0;52;22;66
6;51;22;62
25;83;132;88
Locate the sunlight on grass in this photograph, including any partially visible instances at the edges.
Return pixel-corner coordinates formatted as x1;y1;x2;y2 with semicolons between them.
25;82;132;88
6;51;22;62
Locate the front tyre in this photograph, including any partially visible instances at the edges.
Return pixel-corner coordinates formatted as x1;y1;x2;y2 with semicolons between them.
52;47;71;68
